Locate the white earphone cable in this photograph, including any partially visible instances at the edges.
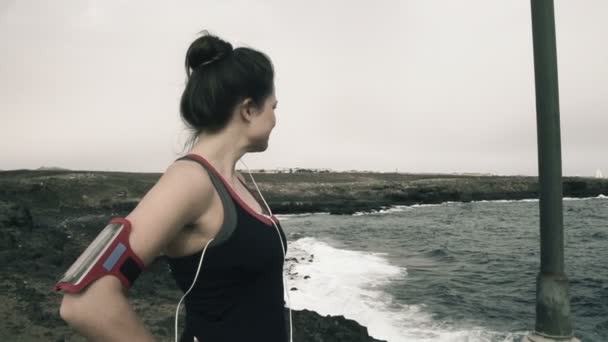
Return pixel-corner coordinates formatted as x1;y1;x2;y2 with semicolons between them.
174;237;214;342
239;158;293;342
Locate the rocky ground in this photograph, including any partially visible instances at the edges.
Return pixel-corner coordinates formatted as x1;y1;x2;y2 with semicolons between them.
1;169;606;341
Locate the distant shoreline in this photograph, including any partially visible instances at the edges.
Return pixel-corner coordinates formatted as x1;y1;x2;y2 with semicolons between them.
2;167;604;179
1;169;607;216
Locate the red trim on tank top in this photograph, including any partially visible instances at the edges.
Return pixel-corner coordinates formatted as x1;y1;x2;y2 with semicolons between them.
185;153;280;227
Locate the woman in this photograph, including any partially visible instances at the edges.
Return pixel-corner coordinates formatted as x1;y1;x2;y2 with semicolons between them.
58;31;291;342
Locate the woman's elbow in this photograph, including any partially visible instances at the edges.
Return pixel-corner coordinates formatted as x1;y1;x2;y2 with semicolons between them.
59;275;125;324
59;291;100;326
59;294;82;324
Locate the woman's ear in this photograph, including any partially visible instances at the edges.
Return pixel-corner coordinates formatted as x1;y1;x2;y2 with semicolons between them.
238;98;258;123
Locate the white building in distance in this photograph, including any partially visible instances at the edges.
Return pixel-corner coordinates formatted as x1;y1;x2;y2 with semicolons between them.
595;169;604;178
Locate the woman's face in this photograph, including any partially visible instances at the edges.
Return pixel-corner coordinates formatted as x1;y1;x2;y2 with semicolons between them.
247;92;278;153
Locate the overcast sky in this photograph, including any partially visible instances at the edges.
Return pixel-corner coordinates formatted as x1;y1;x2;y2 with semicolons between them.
1;0;606;176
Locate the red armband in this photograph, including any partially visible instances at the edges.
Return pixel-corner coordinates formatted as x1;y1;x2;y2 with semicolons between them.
54;217;145;293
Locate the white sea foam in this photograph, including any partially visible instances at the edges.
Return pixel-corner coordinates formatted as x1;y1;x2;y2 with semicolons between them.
476;199;538;203
353;205;413;216
284;237;523;341
563;194;608;201
275;212;330;221
351;194;607;216
353;204;446;216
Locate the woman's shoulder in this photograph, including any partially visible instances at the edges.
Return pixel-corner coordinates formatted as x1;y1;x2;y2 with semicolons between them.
129;159;216;228
164;158;215;197
122;160;217;261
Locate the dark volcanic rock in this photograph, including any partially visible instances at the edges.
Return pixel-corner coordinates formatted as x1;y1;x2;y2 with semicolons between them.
0;228;16;249
0;200;33;230
0;200;68;275
289;309;386;342
0;200;31;252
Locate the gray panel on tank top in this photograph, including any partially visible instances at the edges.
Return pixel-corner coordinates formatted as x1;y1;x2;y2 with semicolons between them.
177;156;237;248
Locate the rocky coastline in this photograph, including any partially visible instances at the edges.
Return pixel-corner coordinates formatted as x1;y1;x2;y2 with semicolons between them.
1;169;607;341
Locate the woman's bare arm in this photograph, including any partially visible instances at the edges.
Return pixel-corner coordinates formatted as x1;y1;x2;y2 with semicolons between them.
59;161;214;341
60;276;156;341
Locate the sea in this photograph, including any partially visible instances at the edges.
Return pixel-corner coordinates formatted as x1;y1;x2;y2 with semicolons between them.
276;195;608;342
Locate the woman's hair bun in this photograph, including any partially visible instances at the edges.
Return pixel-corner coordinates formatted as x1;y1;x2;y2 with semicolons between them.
185;30;233;75
179;29;274;149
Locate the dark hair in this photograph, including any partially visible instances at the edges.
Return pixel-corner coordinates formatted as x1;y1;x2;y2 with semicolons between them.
179;30;275;151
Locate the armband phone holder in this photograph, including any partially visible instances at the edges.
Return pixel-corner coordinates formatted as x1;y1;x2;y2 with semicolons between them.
54;217;145;293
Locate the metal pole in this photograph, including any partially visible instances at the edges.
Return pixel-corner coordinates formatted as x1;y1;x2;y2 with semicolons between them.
526;1;578;341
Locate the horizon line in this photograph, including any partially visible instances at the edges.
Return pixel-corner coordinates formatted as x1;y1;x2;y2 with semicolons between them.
0;166;605;179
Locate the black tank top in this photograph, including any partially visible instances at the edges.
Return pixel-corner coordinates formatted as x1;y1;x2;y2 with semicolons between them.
166;153;288;342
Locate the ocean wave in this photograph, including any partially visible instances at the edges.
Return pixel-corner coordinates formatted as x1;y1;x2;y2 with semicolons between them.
353;206;413;216
563;194;607;201
275;212;330;221
351;195;607;216
284;237;524;341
